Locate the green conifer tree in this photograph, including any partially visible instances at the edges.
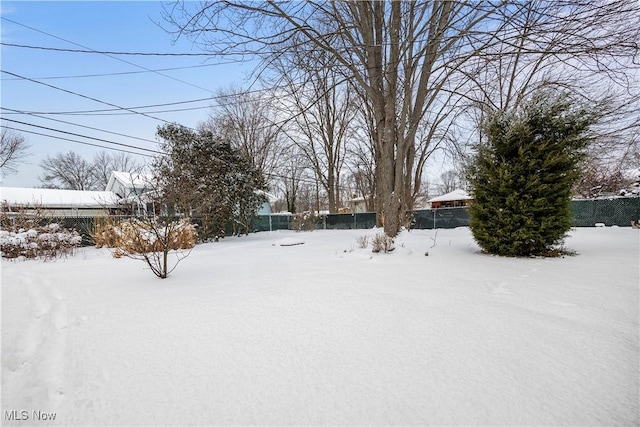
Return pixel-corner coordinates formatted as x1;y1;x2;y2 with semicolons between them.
468;93;596;256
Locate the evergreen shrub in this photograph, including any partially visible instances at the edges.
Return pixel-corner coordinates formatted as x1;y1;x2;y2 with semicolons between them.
467;93;595;256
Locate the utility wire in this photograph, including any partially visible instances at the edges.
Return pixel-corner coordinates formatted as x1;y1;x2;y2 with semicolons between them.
0;63;223;81
1;107;159;145
1;41;215;57
0;97;214;115
0;18;217;94
1;125;156;158
0;83;296;115
0;69;194;129
1;118;162;154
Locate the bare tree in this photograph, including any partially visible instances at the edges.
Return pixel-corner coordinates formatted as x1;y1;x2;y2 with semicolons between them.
201;86;285;189
461;1;640;175
164;1;511;236
0;128;30;176
39;150;143;191
92;151;144;190
274;48;357;213
165;0;640;236
437;170;463;195
39;151;98;190
346;137;376;213
271;145;312;214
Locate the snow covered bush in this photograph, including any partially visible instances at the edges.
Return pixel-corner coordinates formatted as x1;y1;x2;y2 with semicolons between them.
92;216;197;279
291;211;319;231
0;224;82;260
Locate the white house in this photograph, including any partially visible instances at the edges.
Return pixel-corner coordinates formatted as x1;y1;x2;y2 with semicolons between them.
0;187;121;217
105;171;154;199
105;171;159;215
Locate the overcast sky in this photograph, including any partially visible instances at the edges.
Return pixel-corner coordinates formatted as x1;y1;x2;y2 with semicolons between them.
1;1;257;188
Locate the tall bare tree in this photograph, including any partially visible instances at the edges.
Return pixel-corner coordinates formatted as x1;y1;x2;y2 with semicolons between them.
274;48;357;213
0;128;30;177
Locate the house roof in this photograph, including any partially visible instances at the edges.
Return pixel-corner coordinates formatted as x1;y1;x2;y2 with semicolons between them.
1;187;121;208
255;190;278;203
105;171;153;192
428;189;472;203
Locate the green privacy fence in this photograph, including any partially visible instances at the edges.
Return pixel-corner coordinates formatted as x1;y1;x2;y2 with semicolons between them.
570;197;640;227
251;196;640;231
29;196;640;244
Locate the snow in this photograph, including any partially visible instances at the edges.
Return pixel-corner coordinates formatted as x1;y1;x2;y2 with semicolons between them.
0;187;120;208
2;227;638;425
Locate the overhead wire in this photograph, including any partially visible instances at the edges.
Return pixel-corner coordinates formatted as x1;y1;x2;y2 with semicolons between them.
0;17;218;94
0;98;215;116
1;107;159;145
0;63;224;81
1;125;156;158
0;69;194;129
0;42;216;57
1;118;162;155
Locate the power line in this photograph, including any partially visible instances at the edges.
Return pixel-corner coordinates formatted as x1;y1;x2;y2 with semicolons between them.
0;18;217;94
0;84;294;116
0;97;214;115
23;105;216;116
1;118;162;154
1;125;156;158
0;69;192;129
0;63;223;81
1;41;215;57
1;107;159;145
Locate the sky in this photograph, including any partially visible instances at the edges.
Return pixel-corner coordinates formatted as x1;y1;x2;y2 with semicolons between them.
1;1;258;188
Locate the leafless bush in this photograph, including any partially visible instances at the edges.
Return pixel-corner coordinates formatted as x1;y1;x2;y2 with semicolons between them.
355;235;370;249
92;216;197;279
371;232;395;254
290;211;319;232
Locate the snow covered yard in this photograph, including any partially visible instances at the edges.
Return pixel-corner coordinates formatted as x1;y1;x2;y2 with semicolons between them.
2;227;638;426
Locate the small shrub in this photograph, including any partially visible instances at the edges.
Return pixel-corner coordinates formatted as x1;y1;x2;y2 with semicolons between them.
92;217;196;255
355;235;370;249
371;232;395;253
290;211;319;232
0;204;81;260
91;216;197;279
0;224;82;260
